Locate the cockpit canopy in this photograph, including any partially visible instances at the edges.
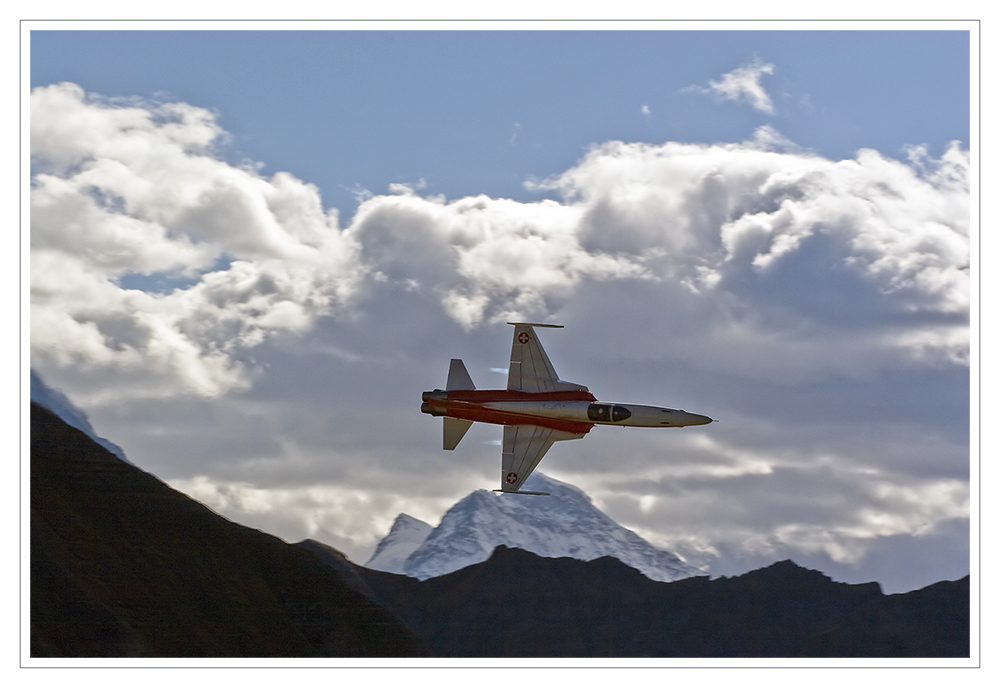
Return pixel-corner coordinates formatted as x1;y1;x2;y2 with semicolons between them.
587;403;632;423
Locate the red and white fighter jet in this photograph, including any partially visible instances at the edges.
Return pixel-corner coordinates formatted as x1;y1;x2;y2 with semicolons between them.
421;323;714;495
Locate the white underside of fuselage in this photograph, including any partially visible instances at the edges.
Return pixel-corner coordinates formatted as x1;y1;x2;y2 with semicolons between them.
482;401;711;427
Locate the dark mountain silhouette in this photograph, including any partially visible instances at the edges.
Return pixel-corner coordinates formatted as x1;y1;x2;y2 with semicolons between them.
30;399;968;659
298;539;969;658
30;403;429;658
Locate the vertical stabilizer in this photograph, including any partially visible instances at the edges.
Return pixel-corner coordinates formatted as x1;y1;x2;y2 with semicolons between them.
446;359;476;391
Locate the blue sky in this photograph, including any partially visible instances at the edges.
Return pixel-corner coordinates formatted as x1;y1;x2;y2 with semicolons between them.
31;30;969;218
28;25;973;595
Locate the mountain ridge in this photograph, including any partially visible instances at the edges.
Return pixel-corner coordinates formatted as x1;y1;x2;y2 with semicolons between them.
30;402;429;657
308;542;969;657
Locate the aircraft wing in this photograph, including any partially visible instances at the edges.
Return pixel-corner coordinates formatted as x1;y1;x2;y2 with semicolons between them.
500;424;584;492
507;323;564;392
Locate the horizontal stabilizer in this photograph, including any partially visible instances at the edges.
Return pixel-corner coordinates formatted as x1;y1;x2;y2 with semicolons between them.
443;417;473;450
493;489;550;496
447;359;476;391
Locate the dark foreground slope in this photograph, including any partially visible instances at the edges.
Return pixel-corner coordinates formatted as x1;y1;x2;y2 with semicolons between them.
30;403;429;658
299;540;969;658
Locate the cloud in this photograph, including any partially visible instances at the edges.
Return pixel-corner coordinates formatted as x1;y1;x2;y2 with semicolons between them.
33;84;968;401
31;83;364;401
746;124;801;152
562;427;968;571
349;192;648;329
344;132;968;374
31;85;969;589
688;58;777;114
171;475;457;555
31;84;968;404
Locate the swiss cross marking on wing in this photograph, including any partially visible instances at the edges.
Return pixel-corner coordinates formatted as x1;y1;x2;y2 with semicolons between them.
505;472;518;484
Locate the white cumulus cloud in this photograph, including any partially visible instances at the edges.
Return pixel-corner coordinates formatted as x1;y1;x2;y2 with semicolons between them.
348;192;647;329
343;132;968;375
31;83;364;401
34;84;967;402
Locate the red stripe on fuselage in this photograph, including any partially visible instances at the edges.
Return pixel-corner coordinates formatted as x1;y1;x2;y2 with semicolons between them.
436;400;594;435
444;389;597;403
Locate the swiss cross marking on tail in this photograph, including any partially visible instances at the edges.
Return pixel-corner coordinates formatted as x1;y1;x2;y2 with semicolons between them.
506;472;518;484
517;332;530;344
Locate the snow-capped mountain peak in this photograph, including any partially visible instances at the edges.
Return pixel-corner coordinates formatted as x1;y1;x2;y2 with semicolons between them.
370;472;701;583
364;513;433;573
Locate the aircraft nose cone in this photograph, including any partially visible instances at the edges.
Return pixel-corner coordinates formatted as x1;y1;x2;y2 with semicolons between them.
685;412;714;426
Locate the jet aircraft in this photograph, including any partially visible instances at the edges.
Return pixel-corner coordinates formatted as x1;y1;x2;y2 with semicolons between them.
421;323;714;495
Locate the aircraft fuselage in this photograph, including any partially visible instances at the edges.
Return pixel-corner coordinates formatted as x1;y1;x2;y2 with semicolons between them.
421;388;713;435
422;323;715;494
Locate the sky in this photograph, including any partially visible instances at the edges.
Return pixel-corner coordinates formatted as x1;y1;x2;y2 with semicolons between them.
27;24;974;594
